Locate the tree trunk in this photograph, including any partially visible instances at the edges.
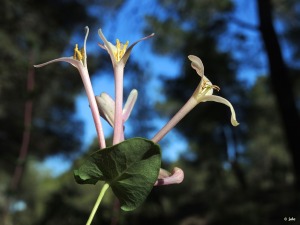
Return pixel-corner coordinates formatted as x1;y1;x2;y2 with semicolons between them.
257;0;300;190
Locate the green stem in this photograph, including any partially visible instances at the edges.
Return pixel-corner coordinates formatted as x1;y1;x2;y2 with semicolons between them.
86;183;110;225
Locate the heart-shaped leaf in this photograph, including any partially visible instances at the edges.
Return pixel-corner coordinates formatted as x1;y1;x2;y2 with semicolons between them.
74;137;161;211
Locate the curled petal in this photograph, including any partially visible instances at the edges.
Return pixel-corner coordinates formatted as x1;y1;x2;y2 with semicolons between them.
35;27;89;69
98;29;118;66
83;26;89;67
96;93;115;127
157;168;171;179
123;89;138;122
154;167;184;186
34;57;83;69
188;55;204;77
200;95;239;126
121;33;155;66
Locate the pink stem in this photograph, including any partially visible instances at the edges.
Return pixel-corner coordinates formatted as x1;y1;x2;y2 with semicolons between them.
113;66;124;144
152;97;197;143
78;66;106;149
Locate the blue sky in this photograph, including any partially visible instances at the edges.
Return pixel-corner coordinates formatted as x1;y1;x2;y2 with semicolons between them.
42;0;263;176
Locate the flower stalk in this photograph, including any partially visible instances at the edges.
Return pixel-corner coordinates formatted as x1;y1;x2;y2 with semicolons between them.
152;97;197;143
113;65;125;144
86;183;110;225
78;65;106;148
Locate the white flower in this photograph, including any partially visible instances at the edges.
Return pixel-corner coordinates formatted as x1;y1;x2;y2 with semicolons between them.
98;29;154;67
152;55;239;143
188;55;239;126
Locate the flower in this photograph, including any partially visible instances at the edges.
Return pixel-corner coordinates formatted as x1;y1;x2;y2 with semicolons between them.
35;26;89;70
152;55;239;143
154;167;184;186
98;29;154;144
188;55;239;126
152;55;239;186
34;26;106;149
98;29;154;67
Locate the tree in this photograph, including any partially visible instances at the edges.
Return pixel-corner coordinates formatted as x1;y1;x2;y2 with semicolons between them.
256;0;300;190
0;0;99;223
132;0;300;224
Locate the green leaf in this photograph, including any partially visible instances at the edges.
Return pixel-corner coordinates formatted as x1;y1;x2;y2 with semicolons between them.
74;137;161;211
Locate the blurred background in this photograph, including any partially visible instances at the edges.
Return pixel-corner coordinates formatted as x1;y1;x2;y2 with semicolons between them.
1;0;300;224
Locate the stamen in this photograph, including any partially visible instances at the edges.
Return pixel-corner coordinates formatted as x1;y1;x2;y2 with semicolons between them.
201;80;220;92
196;80;221;99
73;44;84;61
114;39;129;62
116;39;121;60
212;85;220;92
80;48;85;58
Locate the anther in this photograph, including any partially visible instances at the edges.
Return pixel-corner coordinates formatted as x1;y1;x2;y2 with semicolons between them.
73;44;84;61
114;39;129;62
212;85;220;92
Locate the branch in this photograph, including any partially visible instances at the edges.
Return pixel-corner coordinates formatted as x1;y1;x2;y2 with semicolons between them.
11;53;35;190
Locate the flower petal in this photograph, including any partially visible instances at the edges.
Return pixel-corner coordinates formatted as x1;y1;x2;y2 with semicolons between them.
200;95;239;126
193;75;214;102
154;167;184;186
35;27;89;69
98;30;154;67
98;29;117;65
82;26;89;67
34;57;83;69
121;33;155;66
188;55;204;77
96;93;115;127
157;168;171;179
123;89;138;122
